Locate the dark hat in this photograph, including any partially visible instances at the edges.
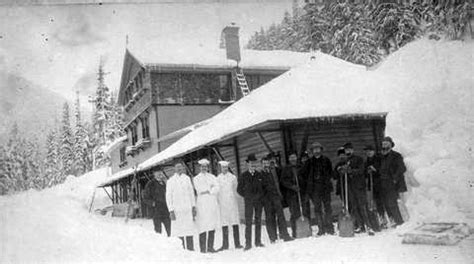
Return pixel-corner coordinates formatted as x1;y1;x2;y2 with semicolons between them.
382;136;395;147
363;145;375;151
266;152;277;159
310;141;324;150
246;153;258;162
337;147;345;156
343;142;354;149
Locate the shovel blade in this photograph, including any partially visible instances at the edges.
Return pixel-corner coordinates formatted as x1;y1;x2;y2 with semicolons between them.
295;216;312;238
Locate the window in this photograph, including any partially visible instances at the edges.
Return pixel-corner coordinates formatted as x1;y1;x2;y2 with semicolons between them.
152;73;180;103
141;115;150;139
120;147;126;163
131;126;138;145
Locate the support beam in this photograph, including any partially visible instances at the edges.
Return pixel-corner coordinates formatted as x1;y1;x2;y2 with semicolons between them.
212;147;234;174
103;187;113;202
233;137;241;177
256;132;273;154
280;123;289;166
299;121;311;159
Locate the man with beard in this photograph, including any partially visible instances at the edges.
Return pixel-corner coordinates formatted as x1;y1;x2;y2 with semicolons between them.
280;152;310;238
301;142;334;235
143;169;171;236
364;145;387;228
379;137;406;226
340;143;375;235
261;156;293;243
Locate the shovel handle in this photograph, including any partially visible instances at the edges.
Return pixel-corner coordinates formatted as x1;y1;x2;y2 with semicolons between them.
294;170;305;216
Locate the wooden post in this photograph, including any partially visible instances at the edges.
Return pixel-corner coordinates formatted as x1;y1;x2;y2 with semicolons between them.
280;123;289;166
233;137;241;177
256;132;274;154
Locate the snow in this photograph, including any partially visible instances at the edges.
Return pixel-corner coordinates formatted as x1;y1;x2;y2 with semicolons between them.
2;168;473;263
128;43;312;69
100;135;127;155
2;39;474;263
138;39;474;224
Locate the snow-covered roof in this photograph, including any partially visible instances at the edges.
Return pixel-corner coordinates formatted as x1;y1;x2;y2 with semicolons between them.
98;167;135;187
99;136;128;155
138;51;387;171
127;43;312;70
98;50;389;186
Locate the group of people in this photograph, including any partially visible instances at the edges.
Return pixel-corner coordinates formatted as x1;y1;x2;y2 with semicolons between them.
142;136;408;252
143;159;242;253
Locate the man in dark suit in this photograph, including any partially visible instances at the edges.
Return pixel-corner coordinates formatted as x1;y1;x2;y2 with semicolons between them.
300;142;334;235
280;152;310;238
340;142;375;235
379;136;406;226
237;154;266;251
261;156;293;243
142;169;171;236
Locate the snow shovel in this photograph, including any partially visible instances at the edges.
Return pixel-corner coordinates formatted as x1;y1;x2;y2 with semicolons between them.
338;172;354;237
367;171;381;232
294;171;312;238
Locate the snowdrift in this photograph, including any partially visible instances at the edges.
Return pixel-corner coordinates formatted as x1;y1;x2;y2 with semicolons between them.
375;40;474;224
0;168;187;263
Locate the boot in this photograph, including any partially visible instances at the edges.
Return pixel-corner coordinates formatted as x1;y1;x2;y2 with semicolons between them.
199;232;207;253
218;226;229;251
367;226;375;236
233;224;243;249
291;220;297;238
207;230;217;253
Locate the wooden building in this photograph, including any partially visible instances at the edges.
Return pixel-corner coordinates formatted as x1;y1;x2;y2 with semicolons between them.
100;48;388;221
103;35;312;216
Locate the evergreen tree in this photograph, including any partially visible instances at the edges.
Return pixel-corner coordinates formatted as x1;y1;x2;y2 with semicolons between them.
73;92;89;176
44;128;61;187
59;102;74;178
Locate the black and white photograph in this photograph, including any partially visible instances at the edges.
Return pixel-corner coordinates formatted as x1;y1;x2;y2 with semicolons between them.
1;0;473;263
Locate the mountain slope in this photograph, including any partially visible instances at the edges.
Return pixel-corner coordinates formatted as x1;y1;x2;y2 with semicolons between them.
0;72;66;144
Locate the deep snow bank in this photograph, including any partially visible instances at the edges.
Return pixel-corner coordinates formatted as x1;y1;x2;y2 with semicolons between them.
0;168;188;263
376;39;474;224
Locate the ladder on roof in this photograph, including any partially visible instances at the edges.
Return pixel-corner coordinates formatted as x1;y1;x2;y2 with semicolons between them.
235;68;251;97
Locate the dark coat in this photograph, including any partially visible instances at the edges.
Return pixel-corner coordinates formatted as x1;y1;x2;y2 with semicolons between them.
280;164;303;199
142;178;169;217
300;155;333;195
380;150;407;192
346;154;366;191
334;160;346;196
237;170;274;202
365;154;382;191
261;169;283;202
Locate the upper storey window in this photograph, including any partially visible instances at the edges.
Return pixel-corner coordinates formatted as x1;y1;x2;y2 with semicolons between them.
152;72;231;104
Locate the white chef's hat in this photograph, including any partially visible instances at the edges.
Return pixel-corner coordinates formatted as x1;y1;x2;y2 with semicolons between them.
198;159;210;165
218;160;229;166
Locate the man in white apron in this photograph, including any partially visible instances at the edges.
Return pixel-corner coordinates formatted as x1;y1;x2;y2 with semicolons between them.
216;161;243;251
194;159;220;253
166;162;196;250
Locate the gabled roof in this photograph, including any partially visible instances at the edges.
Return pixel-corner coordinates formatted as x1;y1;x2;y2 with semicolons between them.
127;43;312;70
138;51;385;170
99;50;390;188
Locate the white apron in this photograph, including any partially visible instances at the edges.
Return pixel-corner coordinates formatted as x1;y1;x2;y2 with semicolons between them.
166;173;196;237
217;172;240;226
194;172;220;233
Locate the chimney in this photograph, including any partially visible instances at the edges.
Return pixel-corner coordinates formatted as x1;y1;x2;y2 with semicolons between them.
222;23;241;63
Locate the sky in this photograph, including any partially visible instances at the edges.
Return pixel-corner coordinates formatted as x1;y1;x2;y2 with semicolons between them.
0;0;296;103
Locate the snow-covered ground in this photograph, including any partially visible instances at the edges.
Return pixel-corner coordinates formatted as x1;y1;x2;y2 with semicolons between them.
1;39;474;263
1;168;473;263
